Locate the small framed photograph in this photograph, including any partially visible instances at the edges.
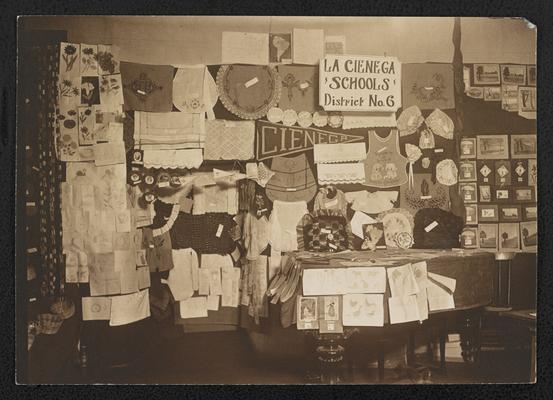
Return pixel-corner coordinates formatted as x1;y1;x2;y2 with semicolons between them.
512;160;529;186
460;137;477;159
528;159;537;186
459;160;477;182
479;185;492;202
500;64;526;85
473;64;501;85
494;187;511;202
478;224;498;250
476;135;509;160
479;204;499;222
520;221;537;252
269;33;292;64
498;223;520;251
527;65;536;86
514;187;535;202
297;296;319;330
477;160;495;184
499;205;521;222
483;86;501;101
465;204;478;225
494;160;512;186
459;183;477;203
518;86;536;112
466;87;484;99
460;227;478;249
511;134;537;159
522;204;537;221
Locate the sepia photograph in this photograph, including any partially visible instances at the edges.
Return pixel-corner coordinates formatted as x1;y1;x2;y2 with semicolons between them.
15;15;537;386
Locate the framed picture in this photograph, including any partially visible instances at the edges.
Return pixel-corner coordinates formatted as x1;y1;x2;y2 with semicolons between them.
514;187;535;203
528;159;537;186
512;160;528;186
269;33;292;64
466;87;484;99
477;160;495;184
479;185;492;202
465;204;478;225
522;204;537;221
527;65;536;86
518;86;536;112
460;137;476;159
460;227;478;249
520;221;537;252
297;296;319;330
494;160;512;186
478;224;498;250
479;204;499;222
498;223;520;251
511;134;537;159
494;187;511;202
361;222;387;250
459;160;477;182
500;64;526;85
483;86;501;101
473;64;500;85
476;135;509;160
459;182;477;203
499;205;521;222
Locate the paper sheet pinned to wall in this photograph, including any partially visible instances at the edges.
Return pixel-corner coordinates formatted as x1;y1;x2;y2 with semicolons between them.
221;31;269;65
387;264;420;298
345;267;386;294
427;272;456;311
342;293;384;327
82;296;111;321
179;296;208;319
302;268;347;295
292;29;324;65
109;289;150;326
388;295;421;324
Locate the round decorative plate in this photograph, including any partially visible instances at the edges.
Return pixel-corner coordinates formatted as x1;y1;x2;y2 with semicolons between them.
267;107;284;123
436;159;459;186
297;111;313;128
313;111;328;127
216;65;282;120
377;208;414;248
282;109;298;126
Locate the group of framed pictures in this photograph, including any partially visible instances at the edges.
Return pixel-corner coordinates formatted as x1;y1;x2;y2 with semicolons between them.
459;133;537;252
472;64;535;87
461;221;537;252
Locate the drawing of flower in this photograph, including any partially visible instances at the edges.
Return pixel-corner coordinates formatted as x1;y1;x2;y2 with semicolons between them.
83;47;94;56
62;44;78;72
81;47;97;73
95;51;118;74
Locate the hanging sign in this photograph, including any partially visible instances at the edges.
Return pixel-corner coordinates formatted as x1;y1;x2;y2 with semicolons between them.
255;120;365;161
319;55;401;112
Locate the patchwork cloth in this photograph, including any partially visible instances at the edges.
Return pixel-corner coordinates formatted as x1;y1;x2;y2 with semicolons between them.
298;210;354;252
120;61;174;112
204;120;255;160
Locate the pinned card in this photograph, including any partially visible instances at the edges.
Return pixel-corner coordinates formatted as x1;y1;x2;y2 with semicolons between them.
207;295;220;311
179;296;208;319
388;295;421;324
345;267;387;294
342;293;384;327
109;289;150;326
82;296;111;321
93;141;126;166
387;264;420;298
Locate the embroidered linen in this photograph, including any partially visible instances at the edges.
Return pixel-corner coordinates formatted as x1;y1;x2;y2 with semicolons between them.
277;65;318;113
313;143;366;164
204;120;255;160
397;105;425;137
216;64;281;120
436;159;458;186
120;61;174;112
425;108;454;140
317;163;366;185
168;248;199;301
402;63;455;110
143;149;203;169
172;65;218;116
345;190;398;215
192;172;238;215
266;154;317;203
269;200;309;252
341;112;397;129
243;213;270;261
313;188;348;217
134;111;206;149
363;130;409;188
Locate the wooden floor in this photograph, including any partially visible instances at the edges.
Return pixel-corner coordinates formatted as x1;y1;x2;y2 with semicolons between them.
53;330;533;384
